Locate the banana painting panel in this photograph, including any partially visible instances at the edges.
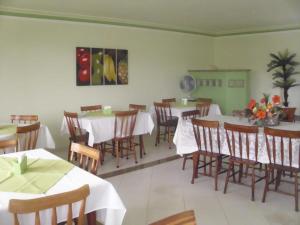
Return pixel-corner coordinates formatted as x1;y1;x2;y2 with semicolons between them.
117;49;128;85
91;48;104;85
76;47;91;86
103;49;117;85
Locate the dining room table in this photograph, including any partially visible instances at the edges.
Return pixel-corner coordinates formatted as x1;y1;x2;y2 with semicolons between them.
173;115;300;166
0;123;55;150
0;148;126;225
60;110;154;147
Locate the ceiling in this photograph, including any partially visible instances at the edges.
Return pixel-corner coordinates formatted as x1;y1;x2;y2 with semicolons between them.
1;0;300;36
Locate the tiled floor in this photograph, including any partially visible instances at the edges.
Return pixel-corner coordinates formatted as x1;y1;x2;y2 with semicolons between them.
54;135;300;225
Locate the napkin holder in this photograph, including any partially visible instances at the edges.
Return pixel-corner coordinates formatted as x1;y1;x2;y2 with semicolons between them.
12;155;27;175
102;106;112;115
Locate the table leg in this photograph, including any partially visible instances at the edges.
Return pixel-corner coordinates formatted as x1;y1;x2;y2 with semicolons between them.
87;211;96;225
139;135;145;158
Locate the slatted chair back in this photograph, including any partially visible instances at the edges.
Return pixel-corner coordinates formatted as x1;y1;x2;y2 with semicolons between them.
224;122;259;161
70;143;100;174
16;122;40;151
149;210;196;225
0;139;17;154
264;127;300;168
196;102;211;117
129;104;146;111
114;110;138;140
154;102;172;125
196;98;212;104
64;111;83;142
182;110;200;120
11;115;38;124
9;184;90;225
162;98;176;103
192;119;221;154
80;105;102;112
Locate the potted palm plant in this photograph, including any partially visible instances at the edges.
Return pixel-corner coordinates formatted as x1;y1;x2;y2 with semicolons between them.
267;49;300;107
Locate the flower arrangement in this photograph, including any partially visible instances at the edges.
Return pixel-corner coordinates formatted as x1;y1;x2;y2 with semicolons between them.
246;94;282;126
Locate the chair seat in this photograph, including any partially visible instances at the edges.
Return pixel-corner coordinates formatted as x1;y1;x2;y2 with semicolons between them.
229;156;257;165
160;117;178;126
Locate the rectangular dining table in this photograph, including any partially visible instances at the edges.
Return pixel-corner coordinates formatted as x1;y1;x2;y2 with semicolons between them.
60;111;154;147
0;149;126;225
0;124;55;149
174;115;300;166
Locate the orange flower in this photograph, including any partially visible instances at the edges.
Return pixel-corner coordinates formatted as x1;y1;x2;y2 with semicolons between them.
256;110;266;119
247;99;256;109
272;95;280;105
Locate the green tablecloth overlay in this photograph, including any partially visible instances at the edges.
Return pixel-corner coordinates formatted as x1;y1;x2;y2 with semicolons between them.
85;111;115;117
0;157;74;194
0;124;16;135
172;102;196;108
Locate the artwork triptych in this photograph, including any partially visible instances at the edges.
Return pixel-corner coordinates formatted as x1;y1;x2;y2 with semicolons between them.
76;47;128;86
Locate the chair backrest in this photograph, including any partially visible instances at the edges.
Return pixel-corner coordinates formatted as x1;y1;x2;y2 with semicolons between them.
196;102;211;117
196;98;212;104
64;111;83;141
149;210;196;225
281;107;296;122
224;122;259;161
70;143;100;174
0;139;17;154
11;115;38;124
182;110;200;120
192;119;221;154
16;122;40;151
114;110;138;139
80;105;102;112
9;184;90;225
264;127;300;168
162;98;176;103
129;104;146;111
154;102;172;124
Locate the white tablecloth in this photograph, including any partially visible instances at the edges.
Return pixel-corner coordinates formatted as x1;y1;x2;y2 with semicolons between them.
0;149;126;225
60;112;154;147
0;124;55;149
174;115;300;166
150;103;222;118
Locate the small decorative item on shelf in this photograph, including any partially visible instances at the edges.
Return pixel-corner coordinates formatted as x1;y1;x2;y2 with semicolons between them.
181;98;188;106
12;153;28;175
102;106;112;115
245;94;282;127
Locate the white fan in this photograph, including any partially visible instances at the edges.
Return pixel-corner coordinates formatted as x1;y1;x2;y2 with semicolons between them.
179;74;196;93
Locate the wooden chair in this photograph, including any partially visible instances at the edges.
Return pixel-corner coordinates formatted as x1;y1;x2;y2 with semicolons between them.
69;143;101;175
16;122;40;151
112;110;138;168
0;139;17;154
223;122;265;201
64;111;89;160
9;184;90;225
154;102;178;149
129;104;147;158
262;127;300;211
162;98;176;103
11;115;38;124
196;102;211;117
181;110;201;170
80;105;102;112
149;210;196;225
281;107;296;122
196;98;212;104
191;119;227;190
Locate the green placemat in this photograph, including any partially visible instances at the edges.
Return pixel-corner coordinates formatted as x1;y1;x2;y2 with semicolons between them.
0;124;16;135
0;157;74;194
172;102;196;108
85;111;115;117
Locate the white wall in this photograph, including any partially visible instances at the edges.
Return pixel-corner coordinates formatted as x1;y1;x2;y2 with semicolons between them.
0;16;214;149
214;30;300;113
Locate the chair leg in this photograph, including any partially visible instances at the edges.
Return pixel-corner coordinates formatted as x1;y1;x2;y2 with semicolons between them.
251;165;256;201
191;152;200;184
215;157;220;191
132;139;138;164
155;126;160;146
67;140;72;161
295;172;299;212
262;165;269;203
167;126;172;149
116;141;120;168
209;156;213;176
238;163;243;183
182;155;187;170
139;135;145;158
224;162;233;194
275;169;282;191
